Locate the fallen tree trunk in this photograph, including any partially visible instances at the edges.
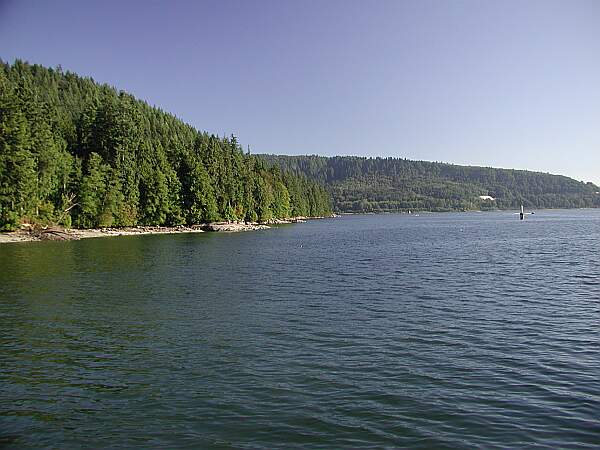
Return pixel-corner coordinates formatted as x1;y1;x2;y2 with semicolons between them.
37;227;78;241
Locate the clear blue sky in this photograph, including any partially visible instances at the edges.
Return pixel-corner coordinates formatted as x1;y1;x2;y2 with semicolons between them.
1;0;599;184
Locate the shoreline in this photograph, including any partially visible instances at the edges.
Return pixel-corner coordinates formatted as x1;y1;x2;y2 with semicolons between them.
0;216;331;244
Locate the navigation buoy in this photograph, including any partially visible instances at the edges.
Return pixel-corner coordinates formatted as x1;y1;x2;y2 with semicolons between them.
520;204;524;220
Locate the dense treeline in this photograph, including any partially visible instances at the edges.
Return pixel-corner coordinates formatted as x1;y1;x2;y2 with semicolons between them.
0;60;331;230
261;155;600;212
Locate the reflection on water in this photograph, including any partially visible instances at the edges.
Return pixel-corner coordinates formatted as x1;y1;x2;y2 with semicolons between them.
1;210;600;448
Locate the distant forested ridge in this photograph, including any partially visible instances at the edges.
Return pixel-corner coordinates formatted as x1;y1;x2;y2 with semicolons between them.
260;155;600;213
0;60;331;230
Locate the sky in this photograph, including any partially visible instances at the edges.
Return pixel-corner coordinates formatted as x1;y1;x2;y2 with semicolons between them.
1;0;599;184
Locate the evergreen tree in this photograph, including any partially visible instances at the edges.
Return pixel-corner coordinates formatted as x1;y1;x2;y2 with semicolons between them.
0;60;333;230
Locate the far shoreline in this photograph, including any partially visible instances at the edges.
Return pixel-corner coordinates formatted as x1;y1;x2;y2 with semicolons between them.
4;208;595;244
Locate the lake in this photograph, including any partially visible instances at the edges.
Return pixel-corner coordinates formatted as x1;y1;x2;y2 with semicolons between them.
1;210;599;448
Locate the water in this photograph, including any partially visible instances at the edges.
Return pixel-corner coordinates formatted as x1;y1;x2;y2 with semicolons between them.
1;210;599;449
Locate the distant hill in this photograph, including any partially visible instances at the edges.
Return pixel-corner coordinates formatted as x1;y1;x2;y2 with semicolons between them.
260;155;600;213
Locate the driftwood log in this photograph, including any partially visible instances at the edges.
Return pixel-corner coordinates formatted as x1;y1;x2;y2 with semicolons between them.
36;227;78;241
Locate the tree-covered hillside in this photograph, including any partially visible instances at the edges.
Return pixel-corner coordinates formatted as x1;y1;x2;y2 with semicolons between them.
0;60;331;230
261;155;600;213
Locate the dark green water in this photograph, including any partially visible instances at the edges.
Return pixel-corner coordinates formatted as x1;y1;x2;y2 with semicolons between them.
1;210;600;449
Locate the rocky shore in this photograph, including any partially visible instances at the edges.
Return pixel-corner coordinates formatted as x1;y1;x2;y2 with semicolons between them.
0;225;206;243
0;216;333;244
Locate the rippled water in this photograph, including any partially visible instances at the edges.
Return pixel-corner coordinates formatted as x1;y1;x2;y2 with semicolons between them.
1;210;600;448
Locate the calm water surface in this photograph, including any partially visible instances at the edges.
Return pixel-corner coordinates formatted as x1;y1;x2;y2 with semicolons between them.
1;210;599;449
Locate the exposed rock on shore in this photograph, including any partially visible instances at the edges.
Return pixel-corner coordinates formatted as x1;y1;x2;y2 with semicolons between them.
0;222;263;243
262;217;306;224
0;224;207;243
74;225;206;240
0;215;336;244
201;222;269;232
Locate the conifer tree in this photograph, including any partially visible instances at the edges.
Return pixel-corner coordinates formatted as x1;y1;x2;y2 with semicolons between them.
0;60;334;230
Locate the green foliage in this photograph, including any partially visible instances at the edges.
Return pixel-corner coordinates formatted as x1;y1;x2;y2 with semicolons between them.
261;155;600;213
0;78;37;229
185;160;219;224
0;60;331;230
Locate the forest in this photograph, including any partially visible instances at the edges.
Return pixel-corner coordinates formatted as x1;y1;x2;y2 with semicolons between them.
0;60;331;231
261;155;600;213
